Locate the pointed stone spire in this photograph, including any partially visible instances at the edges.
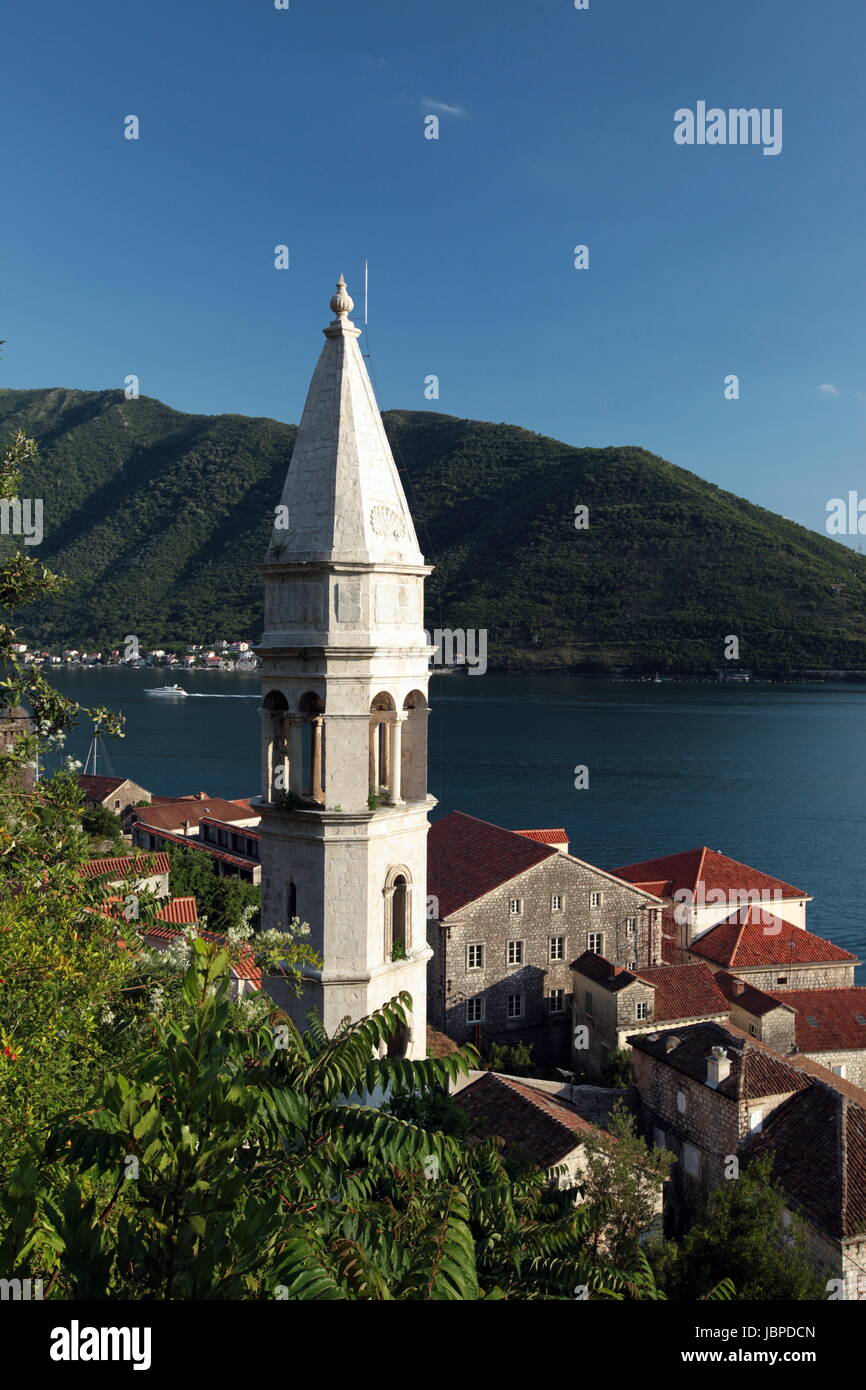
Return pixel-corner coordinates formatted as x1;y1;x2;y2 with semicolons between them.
266;275;424;568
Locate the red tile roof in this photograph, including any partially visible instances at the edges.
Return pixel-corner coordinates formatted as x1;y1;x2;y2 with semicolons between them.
571;953;728;1023
629;1021;812;1101
633;964;729;1023
81;852;169;881
78;774;127;800
514;828;569;846
688;908;859;969
453;1072;597;1167
428;811;556;919
134;798;259;832
155;895;199;925
714;971;790;1018
612;847;807;901
748;1086;866;1239
769;989;866;1054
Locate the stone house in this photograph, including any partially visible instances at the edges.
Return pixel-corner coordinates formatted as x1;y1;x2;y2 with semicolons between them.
570;952;729;1080
452;1071;601;1188
612;846;811;961
683;906;859;991
628;1019;866;1297
713;971;798;1053
748;1082;866;1299
718;974;866;1087
78;774;152;829
427;811;664;1063
79;851;170;899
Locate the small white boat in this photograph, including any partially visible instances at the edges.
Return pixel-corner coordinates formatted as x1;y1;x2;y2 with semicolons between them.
144;684;188;698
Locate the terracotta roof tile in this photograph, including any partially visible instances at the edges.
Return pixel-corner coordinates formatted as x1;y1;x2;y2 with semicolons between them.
428;811;556;919
629;1021;811;1101
769;989;866;1053
688;908;858;969
78;774;127;799
715;971;789;1017
155;896;199;925
572;954;728;1022
748;1086;866;1239
514;828;569;846
81;852;169;880
612;847;807;901
133;798;258;832
453;1072;597;1167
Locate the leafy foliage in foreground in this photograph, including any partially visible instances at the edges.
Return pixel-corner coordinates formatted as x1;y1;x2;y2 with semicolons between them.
2;947;691;1300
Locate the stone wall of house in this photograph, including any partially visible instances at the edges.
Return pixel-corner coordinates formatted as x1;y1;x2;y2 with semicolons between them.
429;855;659;1062
695;957;856;991
803;1048;866;1089
571;971;655;1079
728;1000;797;1053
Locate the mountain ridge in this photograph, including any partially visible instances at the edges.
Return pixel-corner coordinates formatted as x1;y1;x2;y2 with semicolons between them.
2;386;865;673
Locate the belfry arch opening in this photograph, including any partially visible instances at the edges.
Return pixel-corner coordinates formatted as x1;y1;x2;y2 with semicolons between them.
261;690;290;802
401;690;428;803
298;692;325;803
369;693;397;801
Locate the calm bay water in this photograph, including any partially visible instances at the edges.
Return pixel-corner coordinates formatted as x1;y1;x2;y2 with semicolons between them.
48;668;866;972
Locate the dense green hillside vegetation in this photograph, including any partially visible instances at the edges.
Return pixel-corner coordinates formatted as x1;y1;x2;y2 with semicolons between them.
3;386;866;673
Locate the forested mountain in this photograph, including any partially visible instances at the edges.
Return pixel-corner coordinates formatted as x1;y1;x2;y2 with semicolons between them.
3;385;866;673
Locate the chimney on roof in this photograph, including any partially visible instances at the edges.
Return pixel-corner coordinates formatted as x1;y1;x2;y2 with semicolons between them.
182;820;190;836
665;1035;680;1053
732;978;745;997
706;1044;731;1088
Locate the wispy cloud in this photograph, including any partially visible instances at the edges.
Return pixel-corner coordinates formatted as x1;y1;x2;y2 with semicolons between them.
819;383;840;397
422;98;467;116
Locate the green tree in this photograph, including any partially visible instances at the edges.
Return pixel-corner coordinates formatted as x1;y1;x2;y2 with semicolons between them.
579;1101;674;1266
81;803;123;842
660;1153;824;1301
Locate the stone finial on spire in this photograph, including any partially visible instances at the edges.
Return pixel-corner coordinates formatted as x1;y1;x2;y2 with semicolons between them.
329;274;354;320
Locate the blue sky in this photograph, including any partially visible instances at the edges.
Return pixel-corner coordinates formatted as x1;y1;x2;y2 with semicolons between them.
2;0;864;541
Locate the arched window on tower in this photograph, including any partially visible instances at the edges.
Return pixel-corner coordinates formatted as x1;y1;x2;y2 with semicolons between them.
298;691;325;803
383;865;412;961
401;690;428;803
261;690;290;801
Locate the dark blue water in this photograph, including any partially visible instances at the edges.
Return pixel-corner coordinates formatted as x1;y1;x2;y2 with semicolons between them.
48;669;866;969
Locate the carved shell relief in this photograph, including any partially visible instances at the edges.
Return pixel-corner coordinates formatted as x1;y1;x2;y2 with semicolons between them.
370;504;407;541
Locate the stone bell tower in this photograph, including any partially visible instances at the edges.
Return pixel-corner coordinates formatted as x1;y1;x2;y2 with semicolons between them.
256;275;434;1058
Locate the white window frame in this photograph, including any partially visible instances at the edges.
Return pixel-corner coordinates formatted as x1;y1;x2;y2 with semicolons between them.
749;1108;763;1133
551;894;563;912
832;1063;847;1078
466;996;484;1024
588;932;604;956
466;943;484;971
507;992;524;1020
549;935;565;962
548;989;565;1014
509;898;522;916
507;939;524;967
590;891;603;909
636;1000;649;1021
